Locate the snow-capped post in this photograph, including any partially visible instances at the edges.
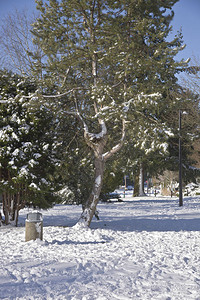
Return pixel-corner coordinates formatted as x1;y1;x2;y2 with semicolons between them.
25;211;43;242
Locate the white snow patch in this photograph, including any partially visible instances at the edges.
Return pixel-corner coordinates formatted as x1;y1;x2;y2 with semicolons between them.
95;175;101;187
12;148;20;156
19;166;29;177
33;153;42;159
29;183;40;190
43;144;49;151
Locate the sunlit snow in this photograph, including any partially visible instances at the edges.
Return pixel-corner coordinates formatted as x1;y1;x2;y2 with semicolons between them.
0;190;200;299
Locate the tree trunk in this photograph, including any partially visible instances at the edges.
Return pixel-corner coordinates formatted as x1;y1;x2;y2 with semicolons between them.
3;192;10;225
133;173;139;197
10;192;21;227
2;190;23;227
79;155;104;227
139;163;145;196
76;113;125;227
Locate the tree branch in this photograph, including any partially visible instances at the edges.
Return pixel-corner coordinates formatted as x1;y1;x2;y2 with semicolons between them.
42;87;83;98
103;119;126;161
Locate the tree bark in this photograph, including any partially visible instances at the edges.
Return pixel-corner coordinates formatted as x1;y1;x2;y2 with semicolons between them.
80;155;104;227
2;186;25;226
2;192;20;226
133;163;145;197
139;163;145;196
133;173;139;197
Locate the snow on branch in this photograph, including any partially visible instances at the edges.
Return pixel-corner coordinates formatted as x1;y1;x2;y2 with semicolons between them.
65;110;107;149
103;119;126;161
123;98;134;113
42;87;83;98
137;92;162;104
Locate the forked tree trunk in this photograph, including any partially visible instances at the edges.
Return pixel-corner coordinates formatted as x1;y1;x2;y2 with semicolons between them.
77;118;125;227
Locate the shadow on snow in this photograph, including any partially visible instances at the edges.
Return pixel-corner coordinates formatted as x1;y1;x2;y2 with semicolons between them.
91;217;200;232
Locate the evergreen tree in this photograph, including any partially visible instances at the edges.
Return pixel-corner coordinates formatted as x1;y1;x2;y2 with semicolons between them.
30;0;188;226
0;70;57;226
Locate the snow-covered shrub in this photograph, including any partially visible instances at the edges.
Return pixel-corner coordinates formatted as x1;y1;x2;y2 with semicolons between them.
56;187;76;204
0;71;57;226
184;183;200;196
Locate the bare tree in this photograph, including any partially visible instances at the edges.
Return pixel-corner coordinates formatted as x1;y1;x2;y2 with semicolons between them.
180;56;200;93
0;9;40;76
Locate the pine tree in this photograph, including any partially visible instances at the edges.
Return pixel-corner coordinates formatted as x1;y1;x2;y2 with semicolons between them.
30;0;188;226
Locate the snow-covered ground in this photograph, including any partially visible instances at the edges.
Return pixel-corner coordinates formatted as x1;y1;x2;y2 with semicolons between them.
1;191;200;300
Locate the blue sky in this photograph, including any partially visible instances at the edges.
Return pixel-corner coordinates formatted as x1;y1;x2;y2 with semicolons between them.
171;0;200;61
0;0;199;62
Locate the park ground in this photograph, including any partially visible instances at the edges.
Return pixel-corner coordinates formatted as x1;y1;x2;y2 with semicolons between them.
0;190;200;300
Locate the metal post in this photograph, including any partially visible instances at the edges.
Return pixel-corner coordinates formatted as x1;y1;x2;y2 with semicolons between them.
179;110;183;206
124;175;126;198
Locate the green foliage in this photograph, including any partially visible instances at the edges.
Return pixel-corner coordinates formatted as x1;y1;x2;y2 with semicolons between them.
56;145;94;205
0;70;58;215
101;160;124;195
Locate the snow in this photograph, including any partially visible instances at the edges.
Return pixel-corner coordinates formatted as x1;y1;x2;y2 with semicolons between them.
1;191;200;299
33;153;42;159
29;183;40;191
12;148;20;156
19;166;29;178
95;175;101;187
43;144;49;151
28;159;38;168
11;132;19;141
